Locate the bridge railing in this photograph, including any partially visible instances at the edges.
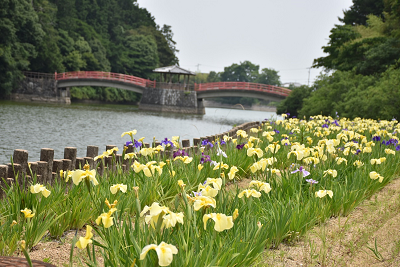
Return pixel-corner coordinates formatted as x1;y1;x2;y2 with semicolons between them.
23;71;55;80
55;71;155;88
155;82;194;91
194;82;291;97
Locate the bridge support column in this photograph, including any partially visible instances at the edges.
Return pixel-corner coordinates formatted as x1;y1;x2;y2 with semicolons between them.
139;87;205;114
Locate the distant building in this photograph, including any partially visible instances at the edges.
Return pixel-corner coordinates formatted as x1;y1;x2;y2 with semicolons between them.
281;82;302;88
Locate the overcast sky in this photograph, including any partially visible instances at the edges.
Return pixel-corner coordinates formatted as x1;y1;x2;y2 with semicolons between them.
136;0;354;85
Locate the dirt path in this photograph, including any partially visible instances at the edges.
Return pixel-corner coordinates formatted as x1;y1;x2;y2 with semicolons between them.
25;178;400;266
260;178;400;267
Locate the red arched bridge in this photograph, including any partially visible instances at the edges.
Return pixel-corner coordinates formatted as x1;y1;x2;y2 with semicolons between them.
55;71;291;101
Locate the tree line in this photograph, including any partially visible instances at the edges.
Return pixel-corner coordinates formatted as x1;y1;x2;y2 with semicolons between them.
0;0;178;102
278;0;400;120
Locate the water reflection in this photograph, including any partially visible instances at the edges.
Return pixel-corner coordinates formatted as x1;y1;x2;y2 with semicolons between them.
0;101;280;164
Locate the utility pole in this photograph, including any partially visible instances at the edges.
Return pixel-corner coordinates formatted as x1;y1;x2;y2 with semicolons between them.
307;67;311;86
196;64;201;73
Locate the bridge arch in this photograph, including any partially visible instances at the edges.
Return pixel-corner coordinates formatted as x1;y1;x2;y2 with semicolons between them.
195;82;290;102
55;71;155;94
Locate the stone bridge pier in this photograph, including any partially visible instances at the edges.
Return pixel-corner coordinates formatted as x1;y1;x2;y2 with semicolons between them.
139;87;205;114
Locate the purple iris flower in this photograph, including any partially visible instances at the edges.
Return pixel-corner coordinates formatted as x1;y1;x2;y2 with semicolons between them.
289;132;293;135
161;138;174;147
291;166;310;177
333;120;340;126
396;145;400;151
236;143;245;150
220;140;226;145
201;139;214;148
325;119;329;122
389;139;398;145
306;179;318;185
125;141;133;146
322;124;329;128
355;149;361;155
274;129;280;134
134;139;142;148
372;136;381;142
173;149;188;158
382;140;391;146
200;153;211;164
192;191;202;197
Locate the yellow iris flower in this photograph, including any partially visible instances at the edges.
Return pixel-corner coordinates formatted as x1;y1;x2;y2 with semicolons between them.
162;211;184;229
232;209;239;221
193;196;217;211
249;181;272;194
385;148;395;155
335;157;347;165
198;164;204;171
75;225;93;249
204;178;222;190
228;166;239;180
71;169;98;186
315;190;333;198
174;156;193;164
21;208;35;218
203;213;234;232
110;184;127;194
124;152;137;160
369;171;384;183
30;184;51;198
140;202;171;227
247;147;263;158
323;169;337;178
238;189;262;198
178;180;185;188
140;147;155;157
236;130;248;138
121;129;137;138
140;242;178;267
353;160;364;168
212;162;229;171
198;184;218;198
96;208;117;228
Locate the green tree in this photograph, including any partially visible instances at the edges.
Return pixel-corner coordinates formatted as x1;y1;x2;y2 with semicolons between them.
119;34;159;78
339;0;384;26
277;85;309;118
29;0;64;73
255;68;281;86
220;61;259;82
206;71;220;82
0;0;44;97
299;71;376;119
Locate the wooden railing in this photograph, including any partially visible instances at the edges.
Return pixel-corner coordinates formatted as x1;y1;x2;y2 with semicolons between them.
194;82;291;97
23;71;55;80
55;71;156;88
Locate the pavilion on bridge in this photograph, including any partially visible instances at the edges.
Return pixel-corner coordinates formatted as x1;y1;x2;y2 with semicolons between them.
153;65;196;91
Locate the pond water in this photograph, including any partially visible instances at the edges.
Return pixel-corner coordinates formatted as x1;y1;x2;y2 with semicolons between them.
0;101;281;164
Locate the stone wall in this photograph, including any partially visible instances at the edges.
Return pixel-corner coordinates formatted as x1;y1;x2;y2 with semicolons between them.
139;87;205;114
0;121;261;197
12;76;70;104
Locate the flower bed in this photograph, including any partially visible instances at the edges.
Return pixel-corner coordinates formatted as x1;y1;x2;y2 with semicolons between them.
1;115;399;266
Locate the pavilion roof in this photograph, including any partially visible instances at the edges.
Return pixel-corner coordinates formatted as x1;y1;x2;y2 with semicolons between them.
153;65;196;76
